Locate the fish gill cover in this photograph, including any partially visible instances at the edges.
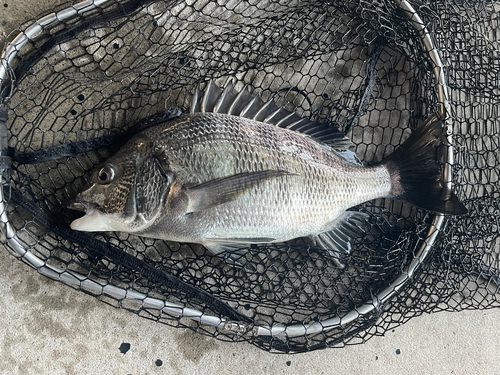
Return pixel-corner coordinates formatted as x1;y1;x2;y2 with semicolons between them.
0;0;498;353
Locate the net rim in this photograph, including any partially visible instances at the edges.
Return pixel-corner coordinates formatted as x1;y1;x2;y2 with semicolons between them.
0;0;454;340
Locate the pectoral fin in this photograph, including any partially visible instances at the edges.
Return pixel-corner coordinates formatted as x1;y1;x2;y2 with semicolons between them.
311;211;369;268
185;170;291;213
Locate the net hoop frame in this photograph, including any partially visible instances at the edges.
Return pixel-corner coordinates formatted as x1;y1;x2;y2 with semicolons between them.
0;0;455;339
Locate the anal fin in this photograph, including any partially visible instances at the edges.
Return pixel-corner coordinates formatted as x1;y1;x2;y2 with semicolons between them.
311;211;369;268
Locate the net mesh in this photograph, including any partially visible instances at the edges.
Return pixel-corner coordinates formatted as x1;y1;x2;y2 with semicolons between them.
0;0;499;353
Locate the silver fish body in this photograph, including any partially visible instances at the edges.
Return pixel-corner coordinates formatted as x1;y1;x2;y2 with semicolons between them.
137;112;389;241
69;81;467;258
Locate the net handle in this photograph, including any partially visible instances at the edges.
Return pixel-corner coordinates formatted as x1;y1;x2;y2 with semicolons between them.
0;0;454;339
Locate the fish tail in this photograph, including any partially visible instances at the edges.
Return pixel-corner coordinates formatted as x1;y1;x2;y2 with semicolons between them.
382;117;467;215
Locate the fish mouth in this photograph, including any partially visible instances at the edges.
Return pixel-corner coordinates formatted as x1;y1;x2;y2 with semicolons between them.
68;201;108;231
68;199;121;232
67;199;97;213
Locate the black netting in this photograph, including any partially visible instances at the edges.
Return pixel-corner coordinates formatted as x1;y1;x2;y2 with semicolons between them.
0;0;498;353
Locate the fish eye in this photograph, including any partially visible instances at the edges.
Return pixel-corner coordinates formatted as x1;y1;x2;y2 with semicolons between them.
97;165;115;184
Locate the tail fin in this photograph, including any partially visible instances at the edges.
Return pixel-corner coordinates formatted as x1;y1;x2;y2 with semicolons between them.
382;117;468;215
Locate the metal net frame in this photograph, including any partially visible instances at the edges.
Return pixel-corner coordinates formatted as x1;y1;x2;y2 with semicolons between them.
0;0;498;353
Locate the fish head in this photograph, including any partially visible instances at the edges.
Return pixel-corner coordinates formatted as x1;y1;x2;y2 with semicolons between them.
69;134;171;233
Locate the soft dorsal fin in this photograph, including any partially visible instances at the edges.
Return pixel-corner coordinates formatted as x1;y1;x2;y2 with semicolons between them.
190;80;354;151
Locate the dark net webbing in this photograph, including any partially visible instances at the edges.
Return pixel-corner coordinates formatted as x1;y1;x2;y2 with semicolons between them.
0;0;498;353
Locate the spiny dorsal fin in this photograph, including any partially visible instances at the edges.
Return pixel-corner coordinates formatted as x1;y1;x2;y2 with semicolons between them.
190;80;354;151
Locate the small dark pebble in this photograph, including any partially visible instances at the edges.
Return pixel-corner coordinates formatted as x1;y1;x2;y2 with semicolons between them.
119;342;131;354
322;93;329;99
396;349;401;355
244;304;251;310
3;4;7;8
77;94;85;101
70;109;77;115
113;43;120;49
375;356;378;360
155;359;163;367
286;361;291;366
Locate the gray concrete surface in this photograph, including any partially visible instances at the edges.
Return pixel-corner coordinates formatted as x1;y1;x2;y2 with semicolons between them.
1;248;499;374
1;1;500;374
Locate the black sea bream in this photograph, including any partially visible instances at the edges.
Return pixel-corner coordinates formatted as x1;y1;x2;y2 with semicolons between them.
69;81;467;264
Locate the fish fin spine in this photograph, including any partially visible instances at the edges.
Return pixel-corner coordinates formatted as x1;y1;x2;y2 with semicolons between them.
190;80;355;148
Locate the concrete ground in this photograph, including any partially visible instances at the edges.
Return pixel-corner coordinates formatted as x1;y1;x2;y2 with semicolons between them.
1;1;499;374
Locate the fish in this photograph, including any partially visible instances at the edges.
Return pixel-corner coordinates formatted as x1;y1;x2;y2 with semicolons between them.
68;80;467;266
